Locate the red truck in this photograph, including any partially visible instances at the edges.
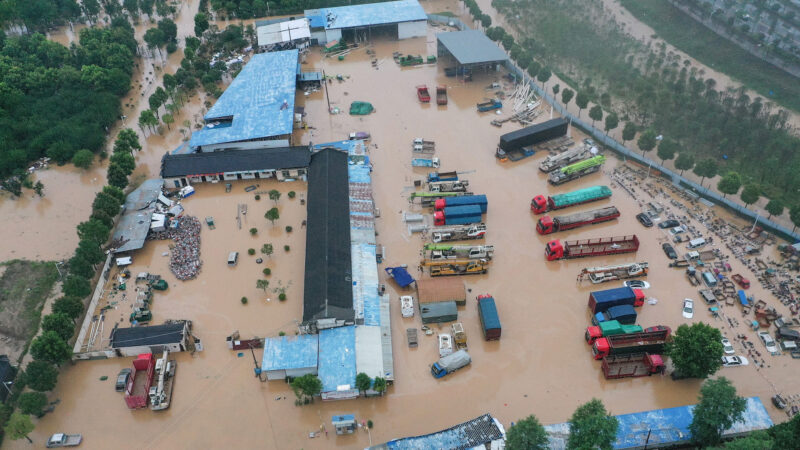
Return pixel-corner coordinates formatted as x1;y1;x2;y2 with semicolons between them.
585;320;643;345
536;206;620;235
417;85;431;103
531;185;612;214
592;328;671;360
124;353;156;409
601;353;666;379
545;235;639;261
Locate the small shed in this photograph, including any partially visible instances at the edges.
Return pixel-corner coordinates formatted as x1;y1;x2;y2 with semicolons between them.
110;321;191;357
332;414;357;435
416;278;466;306
420;301;458;324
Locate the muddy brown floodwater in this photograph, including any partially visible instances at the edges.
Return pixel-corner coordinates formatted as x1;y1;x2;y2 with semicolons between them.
10;10;800;450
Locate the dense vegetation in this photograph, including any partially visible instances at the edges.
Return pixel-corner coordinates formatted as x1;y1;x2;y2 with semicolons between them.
0;18;136;182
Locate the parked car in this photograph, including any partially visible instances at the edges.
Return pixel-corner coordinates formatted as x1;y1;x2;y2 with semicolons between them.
115;368;132;392
636;213;653;227
682;298;694;319
658;219;680;229
669;226;687;236
758;331;779;354
623;280;651;289
721;355;749;367
662;243;677;259
721;338;735;355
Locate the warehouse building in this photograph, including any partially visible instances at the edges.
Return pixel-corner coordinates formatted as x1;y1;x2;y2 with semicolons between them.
305;0;427;45
256;18;311;50
436;29;509;79
261;334;318;381
110;321;194;357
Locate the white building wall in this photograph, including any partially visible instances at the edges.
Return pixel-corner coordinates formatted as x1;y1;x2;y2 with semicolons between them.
199;139;290;152
311;30;328;45
397;20;427;39
325;28;342;43
265;369;286;381
286;367;317;378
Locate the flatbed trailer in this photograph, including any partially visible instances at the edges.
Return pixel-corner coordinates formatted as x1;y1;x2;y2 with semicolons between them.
409;191;468;207
546;235;639;261
536;206;620;235
427;180;469;193
578;262;649;284
539;146;592;172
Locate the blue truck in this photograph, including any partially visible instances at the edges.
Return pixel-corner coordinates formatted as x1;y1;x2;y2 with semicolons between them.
588;287;645;314
434;194;488;213
427;171;459;182
434;204;483;226
592;304;637;326
477;99;502;112
431;349;472;378
477;295;501;340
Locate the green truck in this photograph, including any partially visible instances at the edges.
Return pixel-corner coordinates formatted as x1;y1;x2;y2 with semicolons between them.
548;155;606;185
531;185;612;214
584;320;642;345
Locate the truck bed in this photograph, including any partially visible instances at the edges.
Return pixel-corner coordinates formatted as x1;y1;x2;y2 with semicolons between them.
602;354;654;379
130;370;150;398
556;207;620;228
565;236;638;257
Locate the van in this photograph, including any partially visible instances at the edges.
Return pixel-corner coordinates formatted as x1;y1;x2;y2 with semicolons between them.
227;252;239;266
777;327;800;342
702;272;717;288
699;289;716;305
780;340;797;351
688;238;707;249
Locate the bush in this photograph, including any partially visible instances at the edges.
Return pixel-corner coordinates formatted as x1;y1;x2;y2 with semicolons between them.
262;268;271;276
285;226;292;233
288;191;296;199
284;245;290;252
367;420;374;429
254;194;261;200
241;297;248;304
278;331;285;336
71;149;94;169
249;228;257;235
18;392;48;416
279;293;286;301
247;248;255;255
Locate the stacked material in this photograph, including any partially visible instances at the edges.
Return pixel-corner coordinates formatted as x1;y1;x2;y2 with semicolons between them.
149;216;203;280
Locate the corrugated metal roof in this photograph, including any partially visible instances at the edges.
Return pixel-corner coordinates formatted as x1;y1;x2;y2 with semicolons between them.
261;334;318;371
355;326;383;378
111;321;186;348
436;30;509;65
111;179;164;253
380;295;394;380
256;18;311;46
306;0;426;30
160;146;310;178
416;278;466;303
318;326;356;392
189;50;298;148
371;414;505;449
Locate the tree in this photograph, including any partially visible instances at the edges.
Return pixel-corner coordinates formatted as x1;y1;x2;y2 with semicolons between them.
149;93;163;118
76;237;104;265
261;243;273;258
355;372;372;394
690;377;746;446
107;163;130;190
604;112;619;136
63;275;91;298
716;172;742;199
740;184;760;207
693;158;719;187
656;137;679;164
792;205;800;233
139;109;158;133
110;152;135;175
552;84;560;96
30;331;72;365
290;374;322;403
588;105;603;128
162;113;174;130
575;92;589;117
268;189;281;204
116;129;141;152
675;153;695;175
18;391;48;416
103;186;125;204
93;192;121;217
265;208;279;226
256;279;269;293
567;398;619;450
711;430;773;449
77;219;110;245
52;296;84;320
480;14;491;29
82;0;101;21
4;412;34;443
25;361;59;392
502;34;514;51
71;149;94;169
527;60;540;79
536;67;551;87
42;313;76;341
69;254;94;279
621;122;636;145
143;27;166;57
506;414;549;450
561;88;574;107
373;377;386;394
765;198;784;220
768;413;800;448
158;19;178;43
667;323;723;378
637;129;657;156
194;13;209;37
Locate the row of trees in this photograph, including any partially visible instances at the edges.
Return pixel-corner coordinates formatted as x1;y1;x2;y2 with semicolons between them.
143;18;179;57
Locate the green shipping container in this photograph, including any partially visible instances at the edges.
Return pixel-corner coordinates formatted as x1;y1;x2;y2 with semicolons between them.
599;320;642;337
550;185;612;209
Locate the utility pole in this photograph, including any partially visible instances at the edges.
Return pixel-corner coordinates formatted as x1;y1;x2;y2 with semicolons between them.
322;69;331;112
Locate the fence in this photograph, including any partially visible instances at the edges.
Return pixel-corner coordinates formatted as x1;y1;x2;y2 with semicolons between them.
72;252;116;360
425;14;800;243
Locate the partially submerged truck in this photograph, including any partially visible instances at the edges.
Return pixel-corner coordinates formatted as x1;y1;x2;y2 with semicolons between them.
424;244;495;260
539;145;592;172
434;195;488;213
149;351;177;411
592;304;638;326
588;287;645;313
548;155;606;185
431;349;471;378
477;295;501;340
431;224;487;243
496;118;569;162
427;179;469;193
421;259;489;276
124;353;156;409
46;434;82;448
531;185;612;214
536;206;620;235
433;204;483;226
585;320;643;345
545;235;639;261
601;353;666;379
578;262;649;284
592;327;672;359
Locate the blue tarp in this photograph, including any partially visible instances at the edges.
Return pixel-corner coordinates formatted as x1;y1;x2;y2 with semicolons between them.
738;290;749;306
261;334;318;371
318;326;356;392
385;267;414;287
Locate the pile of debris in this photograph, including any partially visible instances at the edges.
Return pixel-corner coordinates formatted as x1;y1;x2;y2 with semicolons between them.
149;216;203;280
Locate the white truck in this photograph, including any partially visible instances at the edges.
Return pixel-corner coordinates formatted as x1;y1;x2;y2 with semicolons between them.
149;351;177;411
431;224;487;243
46;434;82;448
538;146;591;173
425;244;495;260
400;296;415;318
428;179;469;193
413;138;435;154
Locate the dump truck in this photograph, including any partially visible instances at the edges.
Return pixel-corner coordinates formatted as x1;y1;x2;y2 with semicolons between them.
548;155;606;185
591;304;638;326
545;235;640;261
592;327;672;359
125;353;156;409
433;204;483;226
427;171;459;183
539;145;592;173
588;287;646;314
578;262;649;284
412;157;440;168
536;206;620;235
477;99;502;112
477;295;501;340
601;353;666;379
421;259;489;276
585;320;643;345
46;434;83;448
496;118;569;162
452;323;467;349
531;185;612;214
417;85;431;103
431;349;471;378
428;179;469;193
436;85;448;105
431;224;487;242
149;351;177;411
424;244;495;260
434;195;488;213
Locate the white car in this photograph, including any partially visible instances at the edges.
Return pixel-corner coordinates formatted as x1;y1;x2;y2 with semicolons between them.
682;298;694;319
758;331;779;354
623;280;651;289
721;338;735;355
721;356;749;367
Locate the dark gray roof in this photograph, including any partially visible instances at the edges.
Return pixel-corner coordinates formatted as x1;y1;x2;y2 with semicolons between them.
160;146;311;178
111;321;187;349
111;179;164;254
302;148;354;324
436;30;509;65
370;413;504;449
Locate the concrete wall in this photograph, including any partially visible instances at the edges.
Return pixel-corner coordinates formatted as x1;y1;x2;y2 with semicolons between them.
73;253;114;358
199;139;291;152
311;30;327;45
325;28;342;44
116;341;184;358
398;20;427;39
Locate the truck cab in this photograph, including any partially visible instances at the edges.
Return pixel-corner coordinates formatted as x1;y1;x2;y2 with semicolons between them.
536;216;555;234
531;195;548;214
545;240;563;261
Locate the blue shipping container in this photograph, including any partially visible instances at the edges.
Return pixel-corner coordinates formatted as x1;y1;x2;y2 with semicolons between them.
588;287;641;314
593;305;637;325
445;215;483;226
443;205;483;218
477;296;501;340
441;195;488;213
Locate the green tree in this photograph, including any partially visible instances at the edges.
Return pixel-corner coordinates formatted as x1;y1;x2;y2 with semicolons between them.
268;189;281;204
373;376;386;394
71;149;94;169
77;219;110;245
792;206;800;233
103;186;125;204
4;412;34;443
740;184;760;207
162;113;174;131
716;172;742;199
506;414;549;450
149;93;163;118
588;105;603;128
693;158;719;187
30;331;72;365
657;137;679;164
667;323;723;378
194;13;209;37
256;279;269;293
290;374;322;403
768;413;800;448
675;153;695;175
621;122;637;145
265;207;279;226
158;19;178;43
561;88;574;107
42;313;76;341
575;92;589;117
69;254;94;279
63;275;91;298
536;67;552;87
711;430;773;449
637;129;657;156
18;391;48;416
527;60;540;79
110;152;135;175
116;128;141;152
567;398;619;450
24;361;59;392
604;112;619;136
93;192;121;217
690;377;747;447
552;84;560;95
765;198;784;220
139;109;158;133
355;372;372;394
107;163;130;190
52;296;84;320
480;14;491;29
261;243;273;258
502;34;514;51
143;27;166;57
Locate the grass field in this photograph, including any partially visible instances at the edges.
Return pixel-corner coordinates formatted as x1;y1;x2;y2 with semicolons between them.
620;0;800;112
0;260;59;358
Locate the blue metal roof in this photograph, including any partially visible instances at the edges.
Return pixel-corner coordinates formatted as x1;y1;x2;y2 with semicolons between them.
189;50;298;148
332;414;355;423
376;414;505;449
261;334;318;371
306;0;426;31
544;397;773;449
318;326;356;392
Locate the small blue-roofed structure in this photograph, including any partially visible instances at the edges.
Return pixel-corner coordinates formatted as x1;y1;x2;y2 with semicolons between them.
261;334;318;381
368;413;506;449
332;414;357;435
544;396;773;449
189;50;299;152
305;0;427;45
318;326;358;400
